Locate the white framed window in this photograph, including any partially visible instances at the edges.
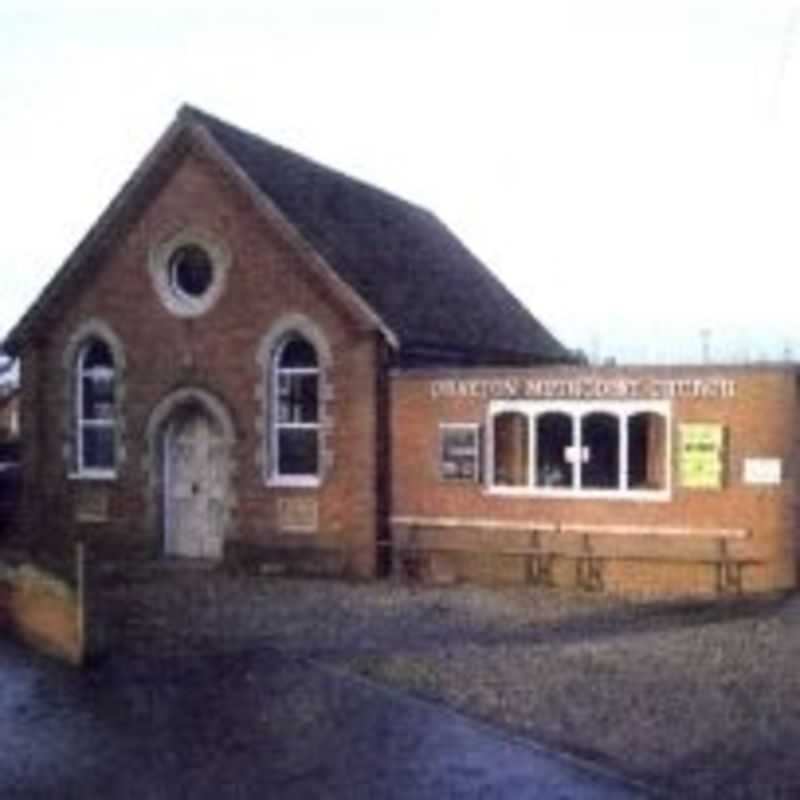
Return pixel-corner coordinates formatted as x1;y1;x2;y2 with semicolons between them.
75;338;117;477
488;400;671;500
270;333;320;486
440;423;480;481
148;228;231;318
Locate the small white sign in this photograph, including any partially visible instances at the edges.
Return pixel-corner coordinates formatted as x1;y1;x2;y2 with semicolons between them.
564;446;590;464
743;458;782;486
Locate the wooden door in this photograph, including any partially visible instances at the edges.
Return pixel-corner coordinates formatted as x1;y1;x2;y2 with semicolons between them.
164;408;226;559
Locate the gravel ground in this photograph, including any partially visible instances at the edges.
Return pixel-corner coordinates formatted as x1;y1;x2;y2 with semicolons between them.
96;567;800;799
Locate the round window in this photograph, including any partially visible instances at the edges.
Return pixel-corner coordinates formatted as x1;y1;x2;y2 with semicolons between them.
168;244;213;298
149;228;231;317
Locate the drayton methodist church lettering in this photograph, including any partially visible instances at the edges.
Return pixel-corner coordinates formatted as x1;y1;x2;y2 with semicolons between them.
430;376;737;401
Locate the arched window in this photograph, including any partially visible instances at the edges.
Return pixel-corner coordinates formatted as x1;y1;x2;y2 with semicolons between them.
272;333;320;481
581;412;620;489
535;412;573;488
75;338;116;475
627;411;667;490
492;411;529;486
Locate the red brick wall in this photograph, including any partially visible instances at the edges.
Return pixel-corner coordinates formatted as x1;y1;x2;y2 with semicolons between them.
17;143;381;574
389;366;800;596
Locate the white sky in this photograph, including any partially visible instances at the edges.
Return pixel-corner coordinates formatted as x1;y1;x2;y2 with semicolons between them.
3;0;800;364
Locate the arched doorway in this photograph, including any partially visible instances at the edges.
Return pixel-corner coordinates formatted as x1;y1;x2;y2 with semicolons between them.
164;403;227;558
146;389;235;560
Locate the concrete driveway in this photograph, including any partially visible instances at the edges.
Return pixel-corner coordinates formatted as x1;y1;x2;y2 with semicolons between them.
0;637;650;799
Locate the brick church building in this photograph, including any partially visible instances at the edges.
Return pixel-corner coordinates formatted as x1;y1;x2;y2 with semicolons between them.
3;107;798;596
2;107;570;575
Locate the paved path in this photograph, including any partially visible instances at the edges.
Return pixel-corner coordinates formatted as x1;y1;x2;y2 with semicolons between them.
0;638;650;799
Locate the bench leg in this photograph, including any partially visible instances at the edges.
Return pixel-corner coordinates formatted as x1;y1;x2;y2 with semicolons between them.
716;561;744;595
576;557;604;592
715;539;744;595
576;534;604;592
526;553;555;587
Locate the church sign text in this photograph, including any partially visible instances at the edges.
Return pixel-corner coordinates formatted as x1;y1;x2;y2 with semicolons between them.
430;376;736;402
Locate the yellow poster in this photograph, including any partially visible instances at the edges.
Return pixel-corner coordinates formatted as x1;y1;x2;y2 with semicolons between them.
680;424;725;489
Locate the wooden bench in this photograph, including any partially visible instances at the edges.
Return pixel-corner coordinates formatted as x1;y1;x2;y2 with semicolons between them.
389;518;757;594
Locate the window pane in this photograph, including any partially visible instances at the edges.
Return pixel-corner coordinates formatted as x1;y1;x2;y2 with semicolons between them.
82;426;115;470
279;337;317;368
168;244;213;297
295;374;318;422
278;428;318;476
581;413;619;489
82;373;115;419
493;412;529;486
82;339;112;369
535;413;573;487
80;338;115;421
278;374;318;423
628;412;667;490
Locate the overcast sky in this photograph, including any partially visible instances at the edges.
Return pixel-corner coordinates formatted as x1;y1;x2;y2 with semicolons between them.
3;0;800;364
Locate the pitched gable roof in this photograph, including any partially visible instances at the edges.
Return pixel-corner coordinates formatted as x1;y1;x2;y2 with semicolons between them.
185;107;570;366
4;105;572;366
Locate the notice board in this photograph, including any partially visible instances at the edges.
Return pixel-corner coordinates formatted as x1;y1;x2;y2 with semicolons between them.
679;424;725;489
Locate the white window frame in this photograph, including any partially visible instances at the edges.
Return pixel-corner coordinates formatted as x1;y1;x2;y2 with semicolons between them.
269;335;321;488
439;423;481;482
486;399;671;501
148;227;231;319
74;339;117;480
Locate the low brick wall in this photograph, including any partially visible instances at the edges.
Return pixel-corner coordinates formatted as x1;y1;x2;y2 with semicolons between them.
0;560;84;665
